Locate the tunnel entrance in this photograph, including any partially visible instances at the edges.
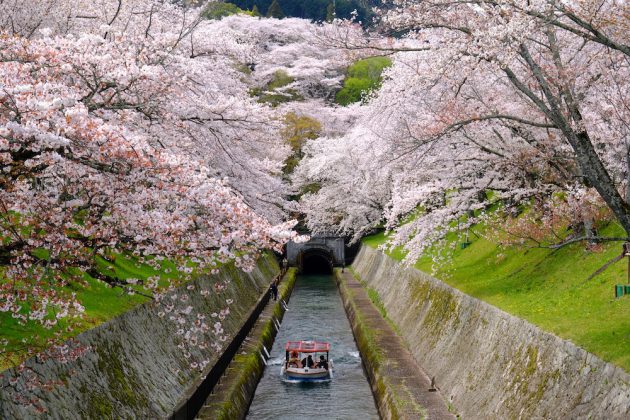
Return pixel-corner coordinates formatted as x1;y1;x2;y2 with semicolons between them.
300;249;333;274
286;236;345;273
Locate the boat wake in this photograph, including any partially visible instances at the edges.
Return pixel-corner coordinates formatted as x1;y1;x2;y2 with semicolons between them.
333;351;361;364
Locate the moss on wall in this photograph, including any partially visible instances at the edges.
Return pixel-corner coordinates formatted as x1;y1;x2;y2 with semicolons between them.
335;270;426;420
0;253;280;419
352;245;630;419
420;286;460;346
90;339;149;415
197;269;297;420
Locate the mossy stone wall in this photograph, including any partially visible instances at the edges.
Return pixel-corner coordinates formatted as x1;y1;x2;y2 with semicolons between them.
335;271;404;419
0;254;279;419
198;269;297;420
352;246;630;418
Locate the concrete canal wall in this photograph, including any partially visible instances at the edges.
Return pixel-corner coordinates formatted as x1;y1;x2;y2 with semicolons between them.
0;254;279;419
336;269;455;419
197;269;297;419
352;246;630;419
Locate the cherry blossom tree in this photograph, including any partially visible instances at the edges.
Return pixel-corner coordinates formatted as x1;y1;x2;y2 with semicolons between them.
293;123;395;239
296;0;630;264
381;0;630;258
212;14;367;204
0;0;311;385
210;15;365;101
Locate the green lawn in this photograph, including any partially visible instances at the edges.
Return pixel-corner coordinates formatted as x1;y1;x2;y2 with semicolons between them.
362;223;630;372
0;254;186;370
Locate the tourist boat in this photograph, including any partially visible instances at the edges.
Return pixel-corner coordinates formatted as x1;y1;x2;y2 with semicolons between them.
281;340;333;382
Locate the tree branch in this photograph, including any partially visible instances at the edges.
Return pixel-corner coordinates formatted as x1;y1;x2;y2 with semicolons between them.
544;235;628;250
584;252;625;283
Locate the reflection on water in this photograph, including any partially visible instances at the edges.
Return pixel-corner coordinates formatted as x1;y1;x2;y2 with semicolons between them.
247;274;379;420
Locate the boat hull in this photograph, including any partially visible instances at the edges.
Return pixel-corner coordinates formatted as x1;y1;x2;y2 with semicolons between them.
282;367;332;382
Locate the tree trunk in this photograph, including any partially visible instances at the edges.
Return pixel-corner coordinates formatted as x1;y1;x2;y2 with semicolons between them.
511;43;630;239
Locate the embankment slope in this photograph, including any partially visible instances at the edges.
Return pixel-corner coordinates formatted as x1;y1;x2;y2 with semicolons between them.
352;246;630;418
0;254;278;419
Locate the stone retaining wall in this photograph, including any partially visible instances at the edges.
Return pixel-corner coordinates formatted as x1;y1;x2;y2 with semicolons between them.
335;270;455;419
0;254;279;419
197;269;297;419
352;246;630;419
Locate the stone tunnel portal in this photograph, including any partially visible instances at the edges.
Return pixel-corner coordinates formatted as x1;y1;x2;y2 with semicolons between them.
286;236;345;274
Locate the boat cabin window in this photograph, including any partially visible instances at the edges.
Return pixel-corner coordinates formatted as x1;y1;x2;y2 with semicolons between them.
285;351;329;369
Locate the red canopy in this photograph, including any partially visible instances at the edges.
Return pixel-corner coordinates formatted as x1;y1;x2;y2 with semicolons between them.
285;340;330;353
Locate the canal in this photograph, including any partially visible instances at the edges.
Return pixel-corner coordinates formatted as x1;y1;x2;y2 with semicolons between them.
246;273;379;419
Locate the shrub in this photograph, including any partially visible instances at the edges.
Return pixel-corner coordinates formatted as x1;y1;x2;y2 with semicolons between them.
336;56;392;105
203;2;243;20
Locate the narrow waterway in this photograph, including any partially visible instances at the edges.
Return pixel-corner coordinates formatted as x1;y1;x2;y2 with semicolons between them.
247;274;379;420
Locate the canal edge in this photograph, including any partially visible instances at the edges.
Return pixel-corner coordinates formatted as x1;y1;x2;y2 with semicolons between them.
195;268;297;420
334;268;456;420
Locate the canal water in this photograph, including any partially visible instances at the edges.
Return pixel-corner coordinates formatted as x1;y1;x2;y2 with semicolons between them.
246;274;379;420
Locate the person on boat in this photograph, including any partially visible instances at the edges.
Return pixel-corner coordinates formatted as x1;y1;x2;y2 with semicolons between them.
317;355;329;370
301;354;315;368
288;351;301;368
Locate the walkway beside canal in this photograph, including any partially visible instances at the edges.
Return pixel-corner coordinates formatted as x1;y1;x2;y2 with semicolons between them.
196;270;297;419
336;269;456;419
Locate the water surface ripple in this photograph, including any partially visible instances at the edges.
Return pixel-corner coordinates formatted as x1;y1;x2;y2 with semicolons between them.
247;274;379;420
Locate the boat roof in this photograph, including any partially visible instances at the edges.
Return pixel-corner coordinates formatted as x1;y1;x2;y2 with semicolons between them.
285;340;330;353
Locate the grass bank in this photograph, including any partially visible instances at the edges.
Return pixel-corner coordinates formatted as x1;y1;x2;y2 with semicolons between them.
0;255;186;370
362;222;630;372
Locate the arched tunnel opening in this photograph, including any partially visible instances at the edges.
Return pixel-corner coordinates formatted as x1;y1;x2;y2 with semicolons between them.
300;250;333;274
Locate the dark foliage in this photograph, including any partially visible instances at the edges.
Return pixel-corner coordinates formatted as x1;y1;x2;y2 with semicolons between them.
266;0;285;18
226;0;382;24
